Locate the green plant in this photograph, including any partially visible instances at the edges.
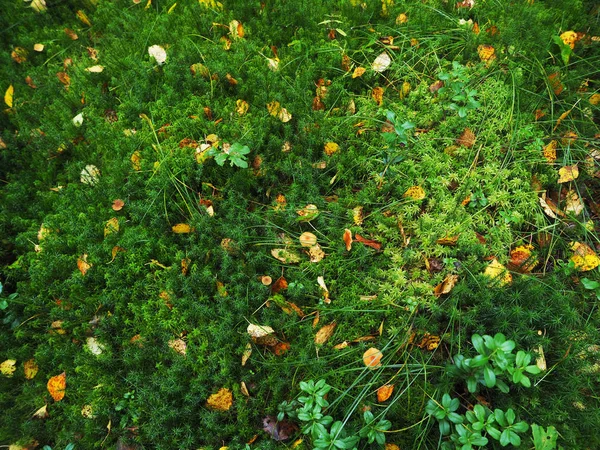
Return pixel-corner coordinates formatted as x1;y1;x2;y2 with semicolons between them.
438;61;481;119
208;142;251;168
42;445;75;450
581;271;600;300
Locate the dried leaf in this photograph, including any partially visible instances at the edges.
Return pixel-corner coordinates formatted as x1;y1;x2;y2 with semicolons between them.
396;13;408;24
148;45;167;65
372;52;391;72
543;140;557;163
353;206;364;225
508;245;538;273
278;107;292;123
271;248;301;264
81;404;96;419
553;109;572;131
296;204;319;222
417;333;441;351
548;72;564;96
23;359;39;380
589;93;600;105
11;47;27;64
271;341;290;356
271;276;288;294
131;150;141;170
240;381;250;397
433;274;458;297
247;323;278;346
33;404;49;419
352;67;366;78
168;338;187;355
4;85;14;108
343;229;353;251
363;348;383;369
317;276;330;304
1;359;16;377
403;186;426;200
565;190;584;215
299;232;318;247
560;30;577;49
172;223;193;233
77;254;91;276
457;128;476;148
570;241;600;271
263;415;297;441
372;86;384;105
86;337;104;355
539;193;563;219
85;65;104;73
483;259;512;286
47;372;66;401
315;322;337;345
477;45;496;64
437;235;459;246
355;233;381;250
64;28;78;40
31;0;47;12
76;10;92;26
110;246;125;262
377;384;394;402
308;244;325;262
558;164;579;183
236;99;249;115
535;345;547;371
324;142;339;156
104;217;119;237
241;343;252;366
206;388;233;411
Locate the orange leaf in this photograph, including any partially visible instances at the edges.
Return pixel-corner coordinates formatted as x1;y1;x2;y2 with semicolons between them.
343;228;353;251
47;372;66;401
271;341;291;356
355;234;381;250
57;72;71;88
77;254;91;276
548;72;564;96
456;128;476;148
206;388;233;411
64;28;78;40
271;276;288;294
543;140;557;163
508;245;538;273
433;274;459;298
181;257;191;275
315;322;337;345
417;333;440;351
377;384;394;402
477;45;496;65
112;199;125;211
363;347;382;369
553;109;572;131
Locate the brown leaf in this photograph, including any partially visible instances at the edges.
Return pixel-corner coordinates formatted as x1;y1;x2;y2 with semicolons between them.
271;341;290;356
355;234;381;250
425;258;443;273
11;47;28;64
548;72;564;96
263;415;298;441
312;96;325;111
456;128;476;148
543;140;557;163
57;72;71;88
417;333;440;351
433;274;458;298
206;388;233;411
343;229;353;251
47;372;66;401
247;323;278;346
508;245;538;273
430;80;444;93
64;28;79;40
377;384;394;402
271;276;288;294
363;347;383;369
168;338;187;355
25;76;37;89
77;254;91;276
315;322;337;345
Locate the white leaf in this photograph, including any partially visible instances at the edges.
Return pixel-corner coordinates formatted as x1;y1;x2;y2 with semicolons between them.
86;337;104;355
372;52;391;72
80;165;100;185
85;65;104;73
148;45;167;65
72;113;84;127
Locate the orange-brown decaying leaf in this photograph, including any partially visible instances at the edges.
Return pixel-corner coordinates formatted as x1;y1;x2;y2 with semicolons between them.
315;322;337;345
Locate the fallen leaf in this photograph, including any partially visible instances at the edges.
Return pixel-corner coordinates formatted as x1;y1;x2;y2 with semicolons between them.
76;9;92;26
333;341;349;350
168;338;187;355
377;384;394;402
308;244;325;262
34;43;44;52
558;164;579;183
85;65;104;73
77;254;91;276
11;47;27;64
315;322;337;345
64;28;78;40
483;259;512;286
417;333;440;351
433;274;459;297
241;343;252;366
271;248;301;264
271;341;290;356
1;359;16;377
181;257;191;275
4;85;14;108
372;52;391;72
112;199;125;211
477;45;496;64
130;150;141;170
81;404;96;419
437;235;459;246
236;99;249;115
535;345;547;371
553;109;572;131
343;229;353;251
403;186;426;200
247;323;278;346
324;141;339;156
539;192;564;218
263;415;297;441
25;76;37;89
456;128;476;148
31;0;47;12
80;165;100;185
86;337;104;355
590;93;600;105
190;63;210;78
355;233;381;250
396;13;408;24
352;67;366;78
385;444;400;450
353;206;364;225
372;86;384;105
548;72;564;96
363;348;383;369
23;359;39;379
110;246;125;262
508;245;538;273
561;130;578;145
104;218;119;237
72;112;83;126
33;404;49;419
240;381;250;397
299;232;317;247
172;223;193;233
564;190;584;215
148;45;167;65
543;140;557;163
317;276;330;304
296;204;319;222
560;30;577;49
570;241;600;271
278;107;292;123
206;388;233;411
271;276;288;293
47;372;66;401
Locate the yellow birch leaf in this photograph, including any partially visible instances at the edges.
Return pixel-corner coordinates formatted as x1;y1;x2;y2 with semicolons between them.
570;241;600;271
47;372;66;401
206;388;233;411
23;359;39;379
172;223;193;233
167;2;177;13
308;244;325;262
236;99;249;115
1;359;16;377
5;85;14;108
352;67;366;78
104;217;119;237
76;10;92;26
403;186;426;200
560;30;577;49
483;259;512;286
271;248;301;264
131;151;142;171
267;101;281;116
241;343;252;366
372;86;384;105
477;45;496;65
77;254;91;276
278;107;292;123
558;164;579;183
553;109;572;131
324;142;339;156
543;140;557;163
353;206;364;225
33;404;49;419
590;93;600;105
565;190;584;215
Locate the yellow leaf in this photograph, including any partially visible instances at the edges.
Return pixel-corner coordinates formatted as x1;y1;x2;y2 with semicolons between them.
1;359;17;377
353;206;364;225
104;217;119;237
81;404;96;419
296;204;319;221
278;107;292;123
483;259;512;286
560;30;577;49
508;245;538;273
324;142;339;156
372;86;384;105
131;150;142;170
363;347;383;369
403;186;426;200
299;232;317;247
34;43;45;52
417;333;441;351
396;13;408;24
543;140;557;163
377;384;394;402
32;404;49;419
477;44;496;65
23;359;39;380
385;444;400;450
308;244;325;263
76;10;92;26
167;2;177;13
241;342;252;366
570;241;600;272
267;101;281;117
85;65;104;73
31;0;47;13
168;338;187;355
4;85;14;108
590;93;600;105
47;372;66;401
271;248;301;264
172;223;193;233
236;99;249;115
553;109;572;131
558;164;579;183
352;67;366;78
565;190;584;215
315;322;337;345
206;388;233;411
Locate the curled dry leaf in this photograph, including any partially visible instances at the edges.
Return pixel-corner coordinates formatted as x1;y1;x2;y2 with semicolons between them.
206;388;233;411
240;381;250;397
85;65;104;73
168;338;187;356
247;323;278;346
433;274;458;298
33;404;49;419
299;232;317;247
77;254;91;276
570;241;600;272
110;246;125;262
241;343;252;366
372;52;391;72
539;192;563;219
377;384;394;402
343;228;353;251
317;276;330;303
363;348;383;369
558;164;579;183
263;415;298;441
437;235;459;246
64;28;78;40
1;359;17;377
315;322;337;345
271;341;290;356
47;372;66;401
483;259;512;286
23;359;39;379
417;333;441;351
